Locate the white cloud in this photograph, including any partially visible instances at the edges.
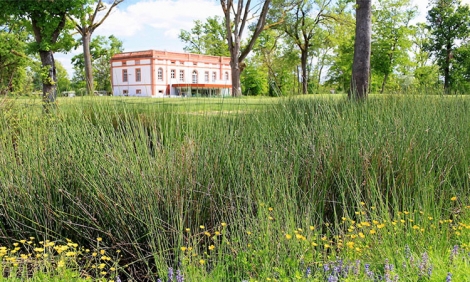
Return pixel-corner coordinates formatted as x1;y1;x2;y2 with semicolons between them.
95;0;222;38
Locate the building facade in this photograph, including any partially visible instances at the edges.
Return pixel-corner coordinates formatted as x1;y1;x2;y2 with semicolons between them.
111;50;232;97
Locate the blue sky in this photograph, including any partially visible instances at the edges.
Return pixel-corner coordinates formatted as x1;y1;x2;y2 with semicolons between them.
55;0;468;78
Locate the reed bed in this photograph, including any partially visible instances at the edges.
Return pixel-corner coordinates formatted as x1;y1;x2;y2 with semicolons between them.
0;95;469;281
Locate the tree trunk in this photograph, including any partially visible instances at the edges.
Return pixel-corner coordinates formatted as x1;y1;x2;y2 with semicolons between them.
380;73;389;94
301;48;308;94
39;50;57;106
349;0;372;100
444;43;452;94
83;32;95;95
231;60;242;97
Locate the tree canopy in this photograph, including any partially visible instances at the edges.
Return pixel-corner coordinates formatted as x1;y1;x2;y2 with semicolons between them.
1;0;88;104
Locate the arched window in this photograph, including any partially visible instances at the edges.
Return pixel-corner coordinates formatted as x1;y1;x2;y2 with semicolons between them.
192;70;198;83
158;68;163;81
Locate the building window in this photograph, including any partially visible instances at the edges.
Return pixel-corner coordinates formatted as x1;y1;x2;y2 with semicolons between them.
135;68;141;82
171;69;175;79
179;70;184;82
135;60;140;65
225;71;229;81
122;61;127;66
158;68;163;81
123;89;128;96
212;72;216;82
204;71;209;82
136;89;142;95
122;69;128;82
171;61;175;64
192;70;198;83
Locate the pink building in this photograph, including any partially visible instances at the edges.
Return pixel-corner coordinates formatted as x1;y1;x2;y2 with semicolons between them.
111;50;232;97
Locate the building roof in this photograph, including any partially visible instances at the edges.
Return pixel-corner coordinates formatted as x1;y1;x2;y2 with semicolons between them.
111;50;231;65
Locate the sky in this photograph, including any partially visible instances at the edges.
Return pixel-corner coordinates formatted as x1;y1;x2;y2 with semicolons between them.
55;0;470;78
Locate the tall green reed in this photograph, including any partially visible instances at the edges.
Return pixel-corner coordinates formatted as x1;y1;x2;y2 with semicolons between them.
0;95;468;280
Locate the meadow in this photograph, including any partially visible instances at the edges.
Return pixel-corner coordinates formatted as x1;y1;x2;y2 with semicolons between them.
0;94;469;281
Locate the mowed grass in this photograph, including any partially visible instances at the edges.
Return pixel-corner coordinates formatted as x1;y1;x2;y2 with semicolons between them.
0;94;469;281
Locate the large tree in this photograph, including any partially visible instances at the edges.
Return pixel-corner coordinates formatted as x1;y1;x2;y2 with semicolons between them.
179;16;229;57
2;0;87;105
69;0;123;95
280;0;333;94
349;0;372;100
426;0;470;93
221;0;272;96
0;17;30;95
72;35;123;94
371;0;416;93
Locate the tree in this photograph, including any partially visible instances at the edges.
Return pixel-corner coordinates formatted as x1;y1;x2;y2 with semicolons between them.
221;0;272;96
2;0;87;105
179;16;229;56
55;61;72;93
426;0;470;93
349;0;372;100
0;17;30;95
409;23;439;91
72;35;123;94
280;0;333;94
371;0;416;93
326;3;356;92
69;0;123;95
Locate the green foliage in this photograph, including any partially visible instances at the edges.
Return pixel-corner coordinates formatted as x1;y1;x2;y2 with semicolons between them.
426;0;470;92
241;61;268;95
326;11;355;92
0;18;30;95
179;16;229;56
55;61;72;92
71;35;123;93
371;0;417;93
252;28;300;96
2;0;88;53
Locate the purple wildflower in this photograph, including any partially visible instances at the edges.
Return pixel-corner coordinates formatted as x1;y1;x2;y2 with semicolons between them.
327;275;338;282
450;245;459;262
384;259;391;272
354;260;361;275
323;263;330;272
333;266;339;276
364;263;374;279
176;269;184;282
404;244;411;259
167;267;174;282
446;272;452;282
305;266;312;277
384;259;392;282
